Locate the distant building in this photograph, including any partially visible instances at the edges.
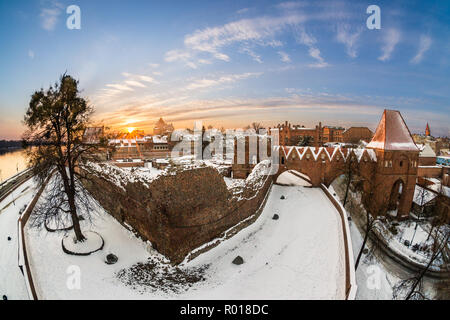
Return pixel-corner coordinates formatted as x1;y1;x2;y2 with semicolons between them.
269;121;372;146
269;121;323;147
425;122;431;137
342;127;373;144
83;127;104;144
418;144;437;166
323;126;345;143
153;118;174;136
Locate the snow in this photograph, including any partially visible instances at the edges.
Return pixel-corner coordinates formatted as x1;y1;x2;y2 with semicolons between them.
348;221;400;300
413;185;437;205
276;171;311;186
0;178;38;300
62;231;103;255
378;220;447;270
223;177;245;189
25;180;347;299
419;144;436;158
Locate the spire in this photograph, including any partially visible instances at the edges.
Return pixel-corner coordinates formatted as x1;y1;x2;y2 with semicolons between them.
367;109;419;151
425;123;430;136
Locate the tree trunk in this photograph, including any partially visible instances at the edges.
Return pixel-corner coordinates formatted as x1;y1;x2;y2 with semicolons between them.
61;165;85;243
68;191;85;242
355;226;370;270
343;165;352;207
355;210;373;270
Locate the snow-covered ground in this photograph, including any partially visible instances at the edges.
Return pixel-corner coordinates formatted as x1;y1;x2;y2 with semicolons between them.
0;178;37;300
276;170;311;186
25;172;347;299
327;183;399;299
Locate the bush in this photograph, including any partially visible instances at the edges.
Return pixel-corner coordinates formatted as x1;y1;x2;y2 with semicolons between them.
389;225;398;235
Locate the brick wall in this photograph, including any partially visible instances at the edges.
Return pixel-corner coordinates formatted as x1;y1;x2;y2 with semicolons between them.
82;166;272;264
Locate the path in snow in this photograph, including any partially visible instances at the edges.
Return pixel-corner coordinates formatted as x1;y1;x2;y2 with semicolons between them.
26;172;346;299
0;178;37;300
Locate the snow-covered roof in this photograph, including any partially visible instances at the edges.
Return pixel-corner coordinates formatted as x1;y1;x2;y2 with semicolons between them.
367;110;419;152
419;144;436;158
152;135;168;144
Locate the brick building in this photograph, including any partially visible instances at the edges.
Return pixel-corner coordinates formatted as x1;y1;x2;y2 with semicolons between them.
366;110;420;217
269;121;323;147
342;127;373;144
234;109;420;219
269;121;372;147
153;118;174;136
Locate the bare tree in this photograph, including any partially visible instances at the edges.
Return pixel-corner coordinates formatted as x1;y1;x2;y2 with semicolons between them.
23;74;103;242
350;168;389;270
426;184;448;242
251;122;262;133
342;153;359;207
393;230;449;300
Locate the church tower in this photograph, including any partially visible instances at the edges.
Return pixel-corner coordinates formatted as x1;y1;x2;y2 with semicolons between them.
425;123;430;137
367;109;420;219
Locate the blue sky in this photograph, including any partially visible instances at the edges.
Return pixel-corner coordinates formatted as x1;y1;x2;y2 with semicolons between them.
0;0;449;139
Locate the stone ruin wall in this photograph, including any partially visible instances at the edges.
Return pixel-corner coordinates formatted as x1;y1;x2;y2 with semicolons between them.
82;166;272;264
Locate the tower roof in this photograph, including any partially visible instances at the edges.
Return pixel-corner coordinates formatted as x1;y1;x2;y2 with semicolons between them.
425;122;431;136
367;109;419;151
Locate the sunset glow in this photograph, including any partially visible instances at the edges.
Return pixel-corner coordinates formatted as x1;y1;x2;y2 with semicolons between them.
127;127;135;134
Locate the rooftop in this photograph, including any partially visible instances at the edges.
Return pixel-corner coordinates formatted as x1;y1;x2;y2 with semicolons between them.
367;109;419;151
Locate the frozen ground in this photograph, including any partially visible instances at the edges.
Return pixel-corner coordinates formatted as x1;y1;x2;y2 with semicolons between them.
26;172;346;299
0;178;37;300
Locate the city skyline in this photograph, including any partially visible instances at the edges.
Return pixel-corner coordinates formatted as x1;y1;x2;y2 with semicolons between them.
0;0;449;140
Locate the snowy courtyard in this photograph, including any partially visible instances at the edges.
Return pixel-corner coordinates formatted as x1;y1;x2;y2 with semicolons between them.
23;171;347;299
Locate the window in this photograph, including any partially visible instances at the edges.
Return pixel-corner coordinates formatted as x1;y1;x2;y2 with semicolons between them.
281;156;285;164
400;160;403;167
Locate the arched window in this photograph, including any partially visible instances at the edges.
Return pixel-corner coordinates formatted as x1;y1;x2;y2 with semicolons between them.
399;160;403;167
281;156;285;165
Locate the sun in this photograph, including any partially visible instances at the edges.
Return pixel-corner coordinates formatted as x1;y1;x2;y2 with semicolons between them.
127;127;135;134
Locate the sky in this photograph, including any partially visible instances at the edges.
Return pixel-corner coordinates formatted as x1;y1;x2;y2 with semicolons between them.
0;0;449;140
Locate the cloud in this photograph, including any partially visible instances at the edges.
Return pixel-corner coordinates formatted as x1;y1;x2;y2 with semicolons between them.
236;8;249;15
276;1;307;11
40;1;63;31
122;72;158;84
138;75;158;83
185;72;262;90
241;47;262;63
125;80;147;88
335;23;363;58
106;84;134;92
94;90;389;132
293;26;328;68
148;63;160;68
378;28;401;62
410;35;432;64
28;50;35;59
96;72;159;99
278;51;291;63
174;13;305;64
164;49;197;68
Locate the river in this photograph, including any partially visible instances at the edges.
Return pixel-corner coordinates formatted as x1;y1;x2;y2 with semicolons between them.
0;149;29;183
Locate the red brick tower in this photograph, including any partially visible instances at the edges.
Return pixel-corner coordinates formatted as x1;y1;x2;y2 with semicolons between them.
425;123;430;137
367;110;420;219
